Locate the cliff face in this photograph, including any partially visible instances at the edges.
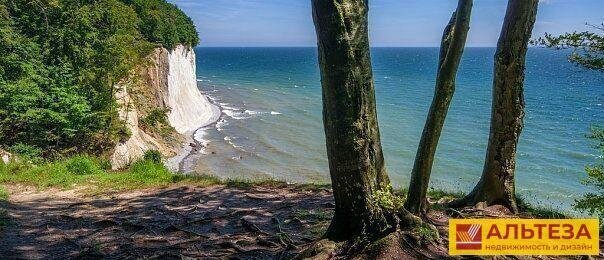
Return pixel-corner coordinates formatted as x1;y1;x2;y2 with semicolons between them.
110;45;219;170
167;45;220;134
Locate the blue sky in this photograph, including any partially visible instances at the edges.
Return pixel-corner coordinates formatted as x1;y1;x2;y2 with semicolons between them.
167;0;604;47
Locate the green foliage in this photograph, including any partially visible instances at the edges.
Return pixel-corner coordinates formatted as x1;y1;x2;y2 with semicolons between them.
125;0;199;48
413;224;439;242
0;155;214;192
143;150;162;164
0;0;198;157
8;143;43;163
373;184;405;212
535;23;604;71
139;108;170;130
65;155;103;175
575;127;604;229
0;186;7;201
516;196;568;219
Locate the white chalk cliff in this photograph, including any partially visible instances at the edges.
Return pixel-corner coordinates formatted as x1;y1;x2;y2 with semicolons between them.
167;45;220;134
110;45;219;170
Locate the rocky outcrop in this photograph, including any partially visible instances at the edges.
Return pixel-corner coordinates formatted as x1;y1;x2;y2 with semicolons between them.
1;149;12;164
110;82;168;170
110;45;219;170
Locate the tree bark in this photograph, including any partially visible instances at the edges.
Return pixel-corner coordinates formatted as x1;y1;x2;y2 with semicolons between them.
453;0;538;213
311;0;396;240
405;0;473;216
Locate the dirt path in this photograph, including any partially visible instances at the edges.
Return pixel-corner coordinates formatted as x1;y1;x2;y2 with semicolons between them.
0;185;334;259
1;185;602;259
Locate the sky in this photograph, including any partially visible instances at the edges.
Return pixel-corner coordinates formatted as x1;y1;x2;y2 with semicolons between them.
167;0;604;47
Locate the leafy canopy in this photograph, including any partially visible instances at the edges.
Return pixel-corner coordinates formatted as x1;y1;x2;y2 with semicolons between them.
0;0;198;158
535;23;604;71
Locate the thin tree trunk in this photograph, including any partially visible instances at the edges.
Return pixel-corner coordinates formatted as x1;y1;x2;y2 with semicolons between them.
311;0;396;240
453;0;538;213
405;0;473;216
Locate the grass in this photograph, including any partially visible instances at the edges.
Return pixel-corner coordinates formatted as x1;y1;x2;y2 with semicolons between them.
0;156;226;194
0;155;332;195
0;155;571;221
517;196;569;219
0;183;9;229
0;186;8;201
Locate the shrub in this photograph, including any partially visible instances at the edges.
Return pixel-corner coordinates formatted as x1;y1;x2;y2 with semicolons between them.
373;184;405;212
140;108;170;129
65;155;103;176
143;150;163;164
8;143;42;163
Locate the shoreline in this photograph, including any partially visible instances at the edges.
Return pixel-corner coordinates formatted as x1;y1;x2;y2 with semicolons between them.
166;86;222;173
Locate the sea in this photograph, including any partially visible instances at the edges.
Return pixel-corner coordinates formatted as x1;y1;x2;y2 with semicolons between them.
191;47;603;214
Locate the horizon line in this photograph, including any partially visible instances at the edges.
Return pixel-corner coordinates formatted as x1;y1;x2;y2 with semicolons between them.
194;45;503;48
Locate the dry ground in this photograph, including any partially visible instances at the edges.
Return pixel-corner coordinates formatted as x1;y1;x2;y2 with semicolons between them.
0;185;334;259
0;185;602;259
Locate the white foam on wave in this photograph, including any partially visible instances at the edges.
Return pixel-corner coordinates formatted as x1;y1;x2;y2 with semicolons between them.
222;105;241;110
245;110;261;115
193;127;212;155
215;119;228;131
223;109;251;120
271;111;282;115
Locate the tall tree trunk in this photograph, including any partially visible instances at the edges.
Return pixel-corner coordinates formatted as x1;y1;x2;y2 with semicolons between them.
454;0;538;213
405;0;473;216
311;0;396;240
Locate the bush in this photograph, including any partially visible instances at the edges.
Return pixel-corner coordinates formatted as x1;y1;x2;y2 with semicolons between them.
65;155;103;175
8;143;42;163
143;150;163;164
140;108;170;129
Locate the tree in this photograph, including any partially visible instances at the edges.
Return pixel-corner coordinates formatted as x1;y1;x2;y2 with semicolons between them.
0;0;198;157
405;0;473;216
535;22;603;71
452;0;539;213
311;0;415;241
535;20;603;230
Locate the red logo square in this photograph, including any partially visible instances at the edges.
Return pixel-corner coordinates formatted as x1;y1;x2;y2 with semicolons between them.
456;224;482;250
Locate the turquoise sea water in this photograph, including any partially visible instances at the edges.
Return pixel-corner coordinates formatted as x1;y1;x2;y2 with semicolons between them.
192;47;603;213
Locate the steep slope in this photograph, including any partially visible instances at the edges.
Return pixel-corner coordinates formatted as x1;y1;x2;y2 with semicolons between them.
110;46;219;170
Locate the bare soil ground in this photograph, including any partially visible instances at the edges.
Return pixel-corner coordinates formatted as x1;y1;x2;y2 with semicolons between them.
0;185;334;259
0;185;602;259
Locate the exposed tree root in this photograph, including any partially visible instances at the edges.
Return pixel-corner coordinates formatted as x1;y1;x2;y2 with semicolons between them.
295;227;448;260
296;208;447;260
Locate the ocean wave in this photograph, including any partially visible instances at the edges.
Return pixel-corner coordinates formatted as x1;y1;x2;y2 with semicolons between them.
221;105;240;110
223;109;251;120
225;137;245;151
245;110;261;115
271;111;282;115
216;119;228;131
193;127;212;155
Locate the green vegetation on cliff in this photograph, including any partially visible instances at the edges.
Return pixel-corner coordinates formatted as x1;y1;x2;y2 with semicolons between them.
0;0;198;158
